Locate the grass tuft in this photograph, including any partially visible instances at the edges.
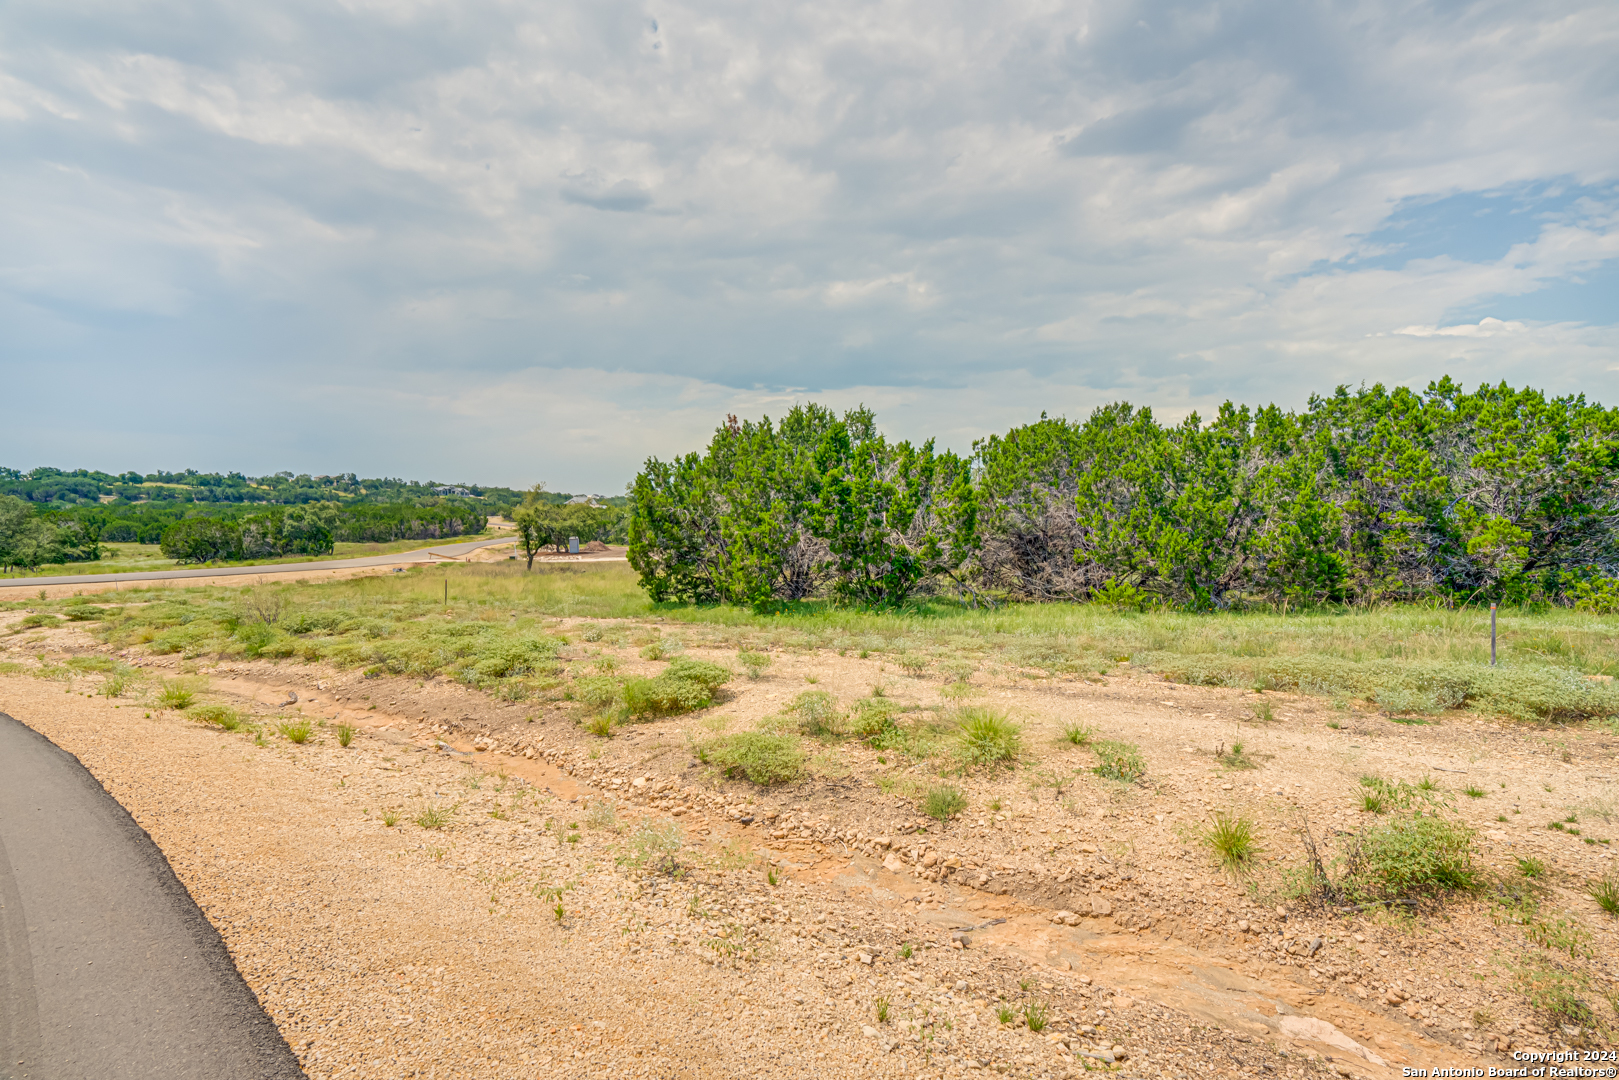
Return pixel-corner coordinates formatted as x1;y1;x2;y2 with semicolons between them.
156;681;195;710
415;805;454;829
955;707;1022;767
1061;721;1094;745
922;784;968;822
278;719;313;744
1202;811;1261;874
1589;871;1619;916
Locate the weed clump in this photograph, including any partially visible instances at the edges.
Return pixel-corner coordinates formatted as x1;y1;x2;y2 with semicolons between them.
585;799;618;830
1061;722;1094;745
922;784;968;822
278;719;313;744
621;820;684;874
415;805;454;830
955;707;1022;767
191;704;246;731
704;732;805;785
737;650;772;680
1589;871;1619;916
1202;811;1261;874
789;690;841;738
1091;739;1145;782
337;723;355;747
157;681;195;710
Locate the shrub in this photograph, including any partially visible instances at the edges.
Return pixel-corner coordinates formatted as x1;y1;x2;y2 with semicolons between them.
622;674;712;717
738;650;773;679
472;636;563;678
570;675;622;710
789;690;841;738
1092;739;1145;782
953;707;1021;766
922;784;968;822
705;732;805;785
585;713;614;738
1343;815;1478;901
1202;811;1261;874
850;698;901;740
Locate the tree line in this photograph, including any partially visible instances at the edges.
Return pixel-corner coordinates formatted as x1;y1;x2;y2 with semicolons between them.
627;379;1619;609
0;497;492;570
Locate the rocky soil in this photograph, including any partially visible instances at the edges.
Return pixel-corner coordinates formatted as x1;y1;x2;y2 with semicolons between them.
2;608;1617;1080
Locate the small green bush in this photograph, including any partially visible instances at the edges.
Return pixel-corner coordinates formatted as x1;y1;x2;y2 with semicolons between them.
850;698;901;740
737;650;772;679
1344;815;1478;900
955;707;1022;767
620;819;683;872
415;805;453;830
1092;739;1145;782
790;690;841;738
922;784;968;822
705;732;805;785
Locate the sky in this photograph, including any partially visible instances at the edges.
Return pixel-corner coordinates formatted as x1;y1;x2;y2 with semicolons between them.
3;0;1617;493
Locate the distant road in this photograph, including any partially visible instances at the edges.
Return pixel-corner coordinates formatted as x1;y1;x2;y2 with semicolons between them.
0;536;516;590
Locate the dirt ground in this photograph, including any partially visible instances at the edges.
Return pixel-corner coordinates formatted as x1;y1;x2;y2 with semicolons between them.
2;609;1617;1080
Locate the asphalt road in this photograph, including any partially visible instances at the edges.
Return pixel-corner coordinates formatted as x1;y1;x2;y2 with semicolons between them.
0;713;306;1080
0;536;515;590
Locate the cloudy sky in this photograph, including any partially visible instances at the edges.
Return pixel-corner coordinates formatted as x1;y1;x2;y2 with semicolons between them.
3;0;1616;492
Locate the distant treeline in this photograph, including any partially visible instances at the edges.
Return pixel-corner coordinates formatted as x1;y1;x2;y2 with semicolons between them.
628;379;1619;609
0;465;628;514
0;467;518;508
0;496;494;569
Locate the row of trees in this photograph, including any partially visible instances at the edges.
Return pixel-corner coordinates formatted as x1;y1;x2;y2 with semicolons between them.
627;380;1619;609
156;504;492;564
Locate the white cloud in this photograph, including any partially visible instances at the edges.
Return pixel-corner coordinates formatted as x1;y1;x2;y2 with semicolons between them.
0;0;1616;487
